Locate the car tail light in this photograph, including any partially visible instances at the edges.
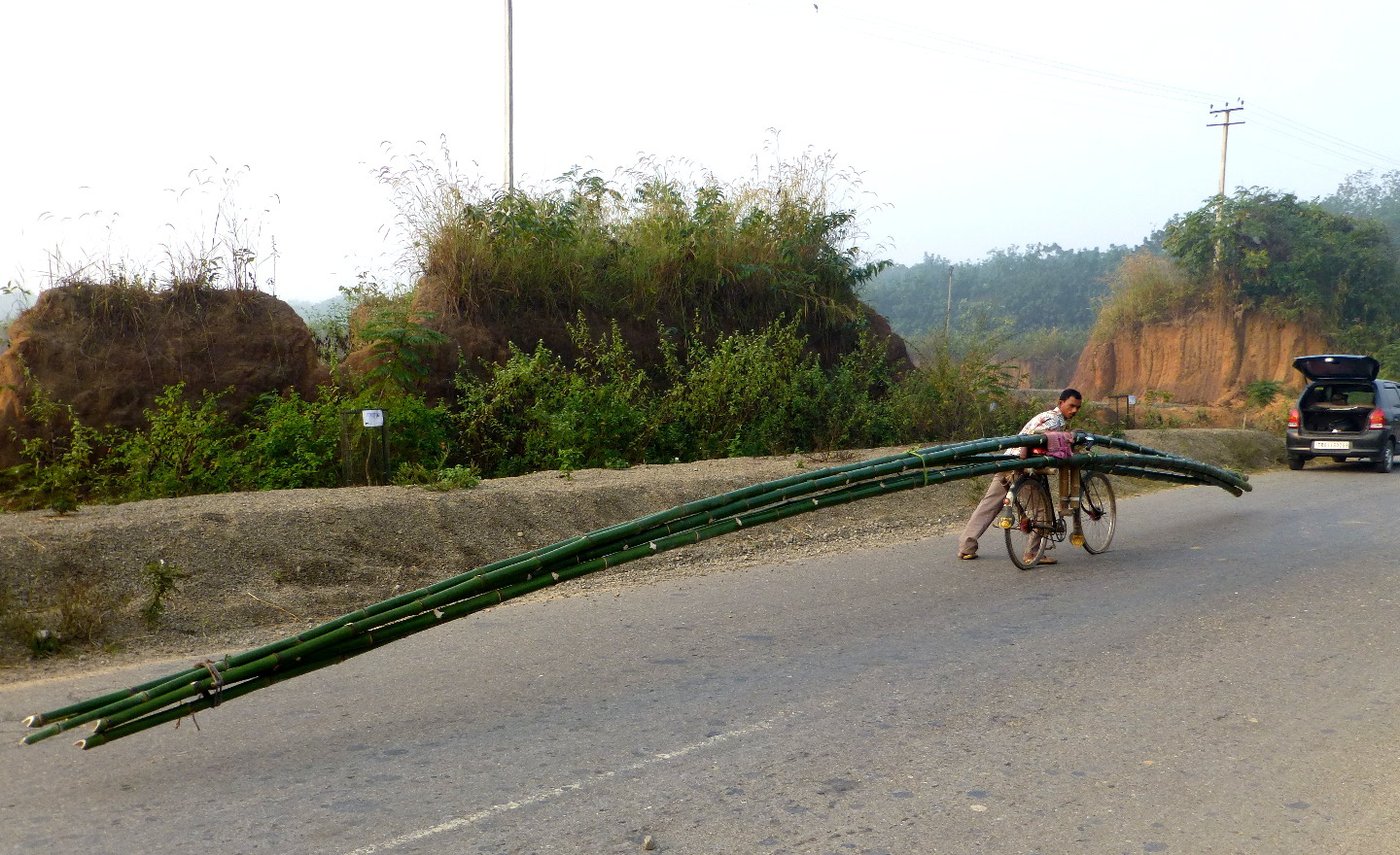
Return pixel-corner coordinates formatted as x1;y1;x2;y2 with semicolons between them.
1287;408;1300;429
1369;407;1386;430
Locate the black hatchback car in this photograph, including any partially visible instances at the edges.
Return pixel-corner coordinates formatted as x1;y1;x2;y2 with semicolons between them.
1286;354;1400;472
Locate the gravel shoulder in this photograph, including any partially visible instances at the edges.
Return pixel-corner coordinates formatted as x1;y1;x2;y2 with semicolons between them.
0;429;1283;683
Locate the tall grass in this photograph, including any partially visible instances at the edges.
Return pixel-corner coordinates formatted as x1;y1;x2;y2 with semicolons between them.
3;145;1025;512
898;328;1030;441
377;141;887;334
1092;251;1205;339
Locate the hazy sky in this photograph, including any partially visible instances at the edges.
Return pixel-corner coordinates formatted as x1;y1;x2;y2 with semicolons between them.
5;1;1400;304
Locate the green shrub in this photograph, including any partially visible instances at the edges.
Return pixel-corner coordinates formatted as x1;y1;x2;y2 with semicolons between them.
542;319;653;470
893;331;1027;443
452;317;652;475
3;366;120;512
392;461;481;491
730;326;899;455
648;320;816;460
354;305;450;397
1094;251;1202;338
113;384;238;499
4;322;1028;507
448;316;904;472
649;319;898;460
452;344;573;476
435;464;482;489
235;387;345;489
338;390;451;485
140;559;188;627
1244;379;1284;408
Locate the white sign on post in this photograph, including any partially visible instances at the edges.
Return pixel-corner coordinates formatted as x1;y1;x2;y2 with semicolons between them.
1127;395;1137;406
361;409;385;428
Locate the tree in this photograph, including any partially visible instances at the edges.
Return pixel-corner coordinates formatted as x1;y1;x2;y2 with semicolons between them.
1163;188;1398;328
1318;169;1400;243
861;244;1132;340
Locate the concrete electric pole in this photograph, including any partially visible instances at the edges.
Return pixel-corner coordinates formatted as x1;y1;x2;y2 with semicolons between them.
1207;101;1245;200
504;0;515;192
945;266;953;338
1207;101;1245;266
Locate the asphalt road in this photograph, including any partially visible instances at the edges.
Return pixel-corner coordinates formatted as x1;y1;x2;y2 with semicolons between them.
3;465;1398;855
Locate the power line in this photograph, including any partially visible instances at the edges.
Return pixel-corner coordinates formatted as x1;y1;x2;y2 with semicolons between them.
1247;108;1400;170
821;8;1400;177
829;10;1215;105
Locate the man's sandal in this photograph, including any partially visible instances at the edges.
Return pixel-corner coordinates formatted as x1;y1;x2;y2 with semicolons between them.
1035;555;1057;565
958;552;977;560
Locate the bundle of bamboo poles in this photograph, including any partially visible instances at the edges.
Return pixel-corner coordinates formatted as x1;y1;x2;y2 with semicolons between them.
20;431;1249;751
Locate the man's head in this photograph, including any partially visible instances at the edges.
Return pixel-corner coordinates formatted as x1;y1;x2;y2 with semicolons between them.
1057;388;1083;420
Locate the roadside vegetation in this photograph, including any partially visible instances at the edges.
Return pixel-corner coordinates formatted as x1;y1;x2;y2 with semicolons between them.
0;316;1037;513
864;170;1400;383
20;155;1396;663
1;149;1044;514
384;149;885;337
12;153;1400;517
1092;186;1400;375
863;242;1132;386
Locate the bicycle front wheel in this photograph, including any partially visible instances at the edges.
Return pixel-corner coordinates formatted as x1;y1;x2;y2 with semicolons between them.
1076;472;1116;554
1004;476;1054;570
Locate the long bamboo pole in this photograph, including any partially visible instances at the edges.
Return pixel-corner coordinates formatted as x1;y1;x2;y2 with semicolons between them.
27;442;1254;744
46;449;1038;742
23;432;1252;749
31;442;1248;746
26;436;1042;733
87;455;1241;746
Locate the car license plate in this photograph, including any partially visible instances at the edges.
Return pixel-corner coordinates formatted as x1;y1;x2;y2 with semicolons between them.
1312;440;1351;451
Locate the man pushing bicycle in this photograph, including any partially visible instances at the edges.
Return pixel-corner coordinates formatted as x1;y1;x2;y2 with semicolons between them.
956;388;1083;564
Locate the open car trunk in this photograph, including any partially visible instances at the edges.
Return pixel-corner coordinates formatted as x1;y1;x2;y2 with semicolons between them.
1299;384;1376;433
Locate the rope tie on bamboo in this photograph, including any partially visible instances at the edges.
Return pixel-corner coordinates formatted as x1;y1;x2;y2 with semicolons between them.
196;659;225;708
907;449;932;487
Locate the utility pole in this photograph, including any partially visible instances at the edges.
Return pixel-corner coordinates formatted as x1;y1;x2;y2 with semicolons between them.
1207;101;1244;266
1207;101;1245;201
504;0;515;192
945;266;953;338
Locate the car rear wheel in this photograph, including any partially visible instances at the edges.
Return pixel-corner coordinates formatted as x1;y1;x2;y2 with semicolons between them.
1288;454;1306;470
1375;440;1394;473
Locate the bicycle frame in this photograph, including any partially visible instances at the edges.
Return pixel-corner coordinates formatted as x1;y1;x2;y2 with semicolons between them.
996;436;1117;568
998;469;1083;546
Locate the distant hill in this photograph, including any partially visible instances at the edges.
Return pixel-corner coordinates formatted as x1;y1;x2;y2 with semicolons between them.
284;295;346;323
862;243;1139;342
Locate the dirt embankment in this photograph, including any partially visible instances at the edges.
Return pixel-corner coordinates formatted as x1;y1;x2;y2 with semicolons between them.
1073;306;1329;405
0;284;327;470
0;429;1284;682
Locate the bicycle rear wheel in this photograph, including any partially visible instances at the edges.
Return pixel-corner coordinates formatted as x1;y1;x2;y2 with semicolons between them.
1076;472;1116;554
1004;476;1054;570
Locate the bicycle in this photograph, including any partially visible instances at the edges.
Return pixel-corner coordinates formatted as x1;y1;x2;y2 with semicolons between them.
995;458;1116;570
